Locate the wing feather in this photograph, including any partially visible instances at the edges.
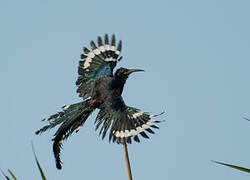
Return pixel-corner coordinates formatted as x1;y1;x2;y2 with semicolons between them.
76;34;122;99
95;98;163;144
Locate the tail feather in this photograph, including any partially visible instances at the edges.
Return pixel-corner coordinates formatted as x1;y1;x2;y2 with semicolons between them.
53;112;84;170
35;102;85;135
36;99;95;169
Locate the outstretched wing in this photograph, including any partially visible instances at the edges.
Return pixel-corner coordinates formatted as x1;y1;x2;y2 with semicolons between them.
95;97;163;144
76;34;122;99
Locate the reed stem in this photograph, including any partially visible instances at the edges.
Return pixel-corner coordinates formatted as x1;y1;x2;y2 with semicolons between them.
123;143;133;180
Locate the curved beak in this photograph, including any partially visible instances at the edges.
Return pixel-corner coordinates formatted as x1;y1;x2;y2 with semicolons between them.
126;69;145;75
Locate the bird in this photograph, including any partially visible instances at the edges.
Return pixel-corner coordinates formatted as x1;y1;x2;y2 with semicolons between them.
35;34;163;170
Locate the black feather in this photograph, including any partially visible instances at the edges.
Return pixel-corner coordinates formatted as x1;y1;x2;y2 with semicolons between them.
104;34;112;57
53;139;63;169
81;54;87;59
104;34;109;45
97;36;103;46
111;34;115;46
134;135;140;143
151;125;159;129
83;47;90;54
140;131;149;139
126;137;132;144
117;40;122;51
145;128;155;134
90;41;97;50
118;56;123;61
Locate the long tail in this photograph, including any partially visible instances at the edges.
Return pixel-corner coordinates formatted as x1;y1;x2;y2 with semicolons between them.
35;99;95;169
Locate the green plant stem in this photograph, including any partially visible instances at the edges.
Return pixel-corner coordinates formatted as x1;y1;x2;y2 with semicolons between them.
123;143;133;180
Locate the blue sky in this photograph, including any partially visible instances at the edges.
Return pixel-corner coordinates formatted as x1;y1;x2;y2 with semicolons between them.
1;0;250;179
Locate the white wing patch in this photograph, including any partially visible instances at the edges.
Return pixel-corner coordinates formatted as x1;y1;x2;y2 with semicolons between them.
83;46;120;69
99;46;105;52
105;44;110;51
114;115;158;138
44;116;51;121
132;112;143;118
115;50;120;55
63;105;70;110
93;49;101;55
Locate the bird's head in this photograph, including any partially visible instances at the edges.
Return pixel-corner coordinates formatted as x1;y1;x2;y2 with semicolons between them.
114;67;144;80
